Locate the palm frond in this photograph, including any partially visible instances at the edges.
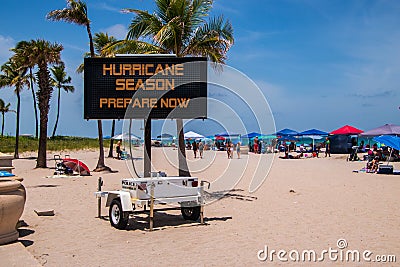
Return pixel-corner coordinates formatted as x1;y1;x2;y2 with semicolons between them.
46;0;89;26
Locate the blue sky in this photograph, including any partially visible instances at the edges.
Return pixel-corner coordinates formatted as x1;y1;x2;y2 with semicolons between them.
0;0;399;138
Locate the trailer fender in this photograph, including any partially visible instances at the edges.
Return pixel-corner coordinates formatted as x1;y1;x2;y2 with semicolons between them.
105;191;133;212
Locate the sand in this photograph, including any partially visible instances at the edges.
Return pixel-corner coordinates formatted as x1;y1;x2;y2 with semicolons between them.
11;148;400;266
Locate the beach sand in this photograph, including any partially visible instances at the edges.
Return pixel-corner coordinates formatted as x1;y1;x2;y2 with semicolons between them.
11;148;400;266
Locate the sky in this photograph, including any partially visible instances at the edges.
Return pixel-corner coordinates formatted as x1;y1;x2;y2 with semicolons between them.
0;0;399;138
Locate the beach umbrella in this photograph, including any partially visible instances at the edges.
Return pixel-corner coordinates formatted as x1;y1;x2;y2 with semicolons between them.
299;129;328;148
360;124;400;136
112;133;141;140
215;135;225;141
276;128;299;136
299;129;328;136
330;125;363;135
184;131;205;139
241;132;261;139
373;135;400;151
373;135;400;165
62;158;91;176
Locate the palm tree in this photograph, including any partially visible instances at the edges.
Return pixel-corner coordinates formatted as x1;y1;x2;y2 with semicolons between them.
0;60;30;158
123;0;234;176
50;64;75;138
47;0;111;172
13;41;40;138
0;99;16;137
13;39;63;168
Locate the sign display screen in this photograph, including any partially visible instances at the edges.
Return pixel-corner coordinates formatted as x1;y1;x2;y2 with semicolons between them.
84;56;207;119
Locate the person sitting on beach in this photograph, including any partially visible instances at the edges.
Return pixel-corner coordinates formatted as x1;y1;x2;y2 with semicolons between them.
116;141;122;159
367;156;379;173
279;151;303;159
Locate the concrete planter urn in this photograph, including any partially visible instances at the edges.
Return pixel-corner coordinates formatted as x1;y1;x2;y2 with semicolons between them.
0;178;26;245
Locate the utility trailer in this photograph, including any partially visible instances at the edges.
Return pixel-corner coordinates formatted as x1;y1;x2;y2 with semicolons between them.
95;175;208;230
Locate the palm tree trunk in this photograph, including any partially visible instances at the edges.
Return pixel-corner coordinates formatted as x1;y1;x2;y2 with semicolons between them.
30;68;39;138
176;118;190;177
94;119;111;171
14;91;21;159
52;86;61;138
87;24;110;171
1;112;4;137
36;110;48;168
108;119;115;158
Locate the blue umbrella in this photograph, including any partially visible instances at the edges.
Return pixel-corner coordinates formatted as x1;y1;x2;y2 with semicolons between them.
298;129;328;136
242;132;261;139
276;128;298;136
373;135;400;150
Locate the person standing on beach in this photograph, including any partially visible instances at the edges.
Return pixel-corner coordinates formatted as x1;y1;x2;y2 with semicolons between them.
325;137;331;157
226;141;231;158
236;142;241;159
116;141;122;159
253;137;259;154
193;141;198;158
198;141;204;159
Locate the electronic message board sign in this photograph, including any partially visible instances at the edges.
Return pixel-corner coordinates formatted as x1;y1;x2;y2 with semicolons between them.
84;56;207;120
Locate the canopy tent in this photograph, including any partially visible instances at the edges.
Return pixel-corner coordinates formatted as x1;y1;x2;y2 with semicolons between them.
360;124;400;136
184;131;205;139
241;132;261;139
276;128;299;136
112;133;141;140
330;125;363;135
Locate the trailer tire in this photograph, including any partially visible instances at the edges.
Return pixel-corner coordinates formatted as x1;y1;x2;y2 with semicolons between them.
109;198;129;230
181;206;201;221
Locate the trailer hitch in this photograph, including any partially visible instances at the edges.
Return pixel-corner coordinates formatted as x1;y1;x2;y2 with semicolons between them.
201;180;211;189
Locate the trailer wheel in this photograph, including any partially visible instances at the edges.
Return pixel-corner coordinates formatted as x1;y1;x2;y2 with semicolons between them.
181;206;201;221
109;198;129;229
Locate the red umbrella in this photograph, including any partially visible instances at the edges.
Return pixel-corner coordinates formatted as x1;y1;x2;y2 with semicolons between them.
215;135;225;140
330;125;363;135
63;158;91;176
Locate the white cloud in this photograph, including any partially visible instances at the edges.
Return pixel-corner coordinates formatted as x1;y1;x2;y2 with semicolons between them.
101;24;128;40
0;35;15;62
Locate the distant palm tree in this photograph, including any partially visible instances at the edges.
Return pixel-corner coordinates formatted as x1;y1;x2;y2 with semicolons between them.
13;41;40;138
0;99;16;137
50;64;75;138
13;39;63;168
47;0;111;172
0;60;30;158
123;0;234;176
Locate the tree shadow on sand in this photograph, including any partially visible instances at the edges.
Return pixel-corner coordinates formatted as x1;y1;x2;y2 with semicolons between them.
204;188;258;202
